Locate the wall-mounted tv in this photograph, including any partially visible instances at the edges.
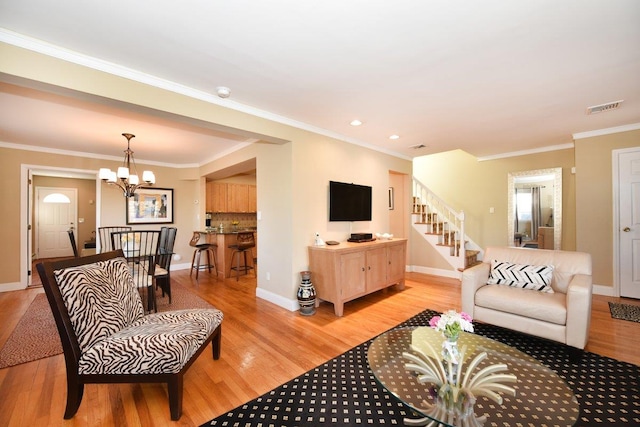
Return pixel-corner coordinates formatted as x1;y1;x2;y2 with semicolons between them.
329;180;372;222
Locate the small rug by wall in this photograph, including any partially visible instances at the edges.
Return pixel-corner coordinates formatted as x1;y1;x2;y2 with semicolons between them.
0;283;213;369
608;301;640;323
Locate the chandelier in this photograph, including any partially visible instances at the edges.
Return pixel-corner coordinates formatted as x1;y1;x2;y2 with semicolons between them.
99;133;156;198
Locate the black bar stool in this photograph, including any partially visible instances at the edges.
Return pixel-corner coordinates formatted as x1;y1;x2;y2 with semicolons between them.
228;231;256;281
189;231;217;280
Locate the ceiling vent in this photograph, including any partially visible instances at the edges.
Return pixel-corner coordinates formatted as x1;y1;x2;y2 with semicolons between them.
409;144;427;149
586;100;623;115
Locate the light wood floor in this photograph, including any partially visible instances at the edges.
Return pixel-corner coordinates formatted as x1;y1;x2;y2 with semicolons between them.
1;269;638;426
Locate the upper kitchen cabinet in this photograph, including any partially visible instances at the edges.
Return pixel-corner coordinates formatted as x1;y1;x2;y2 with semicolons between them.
248;185;257;212
207;182;228;213
227;183;249;212
207;182;256;213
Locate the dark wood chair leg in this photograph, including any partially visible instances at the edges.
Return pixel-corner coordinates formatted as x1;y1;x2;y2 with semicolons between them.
147;285;156;312
195;250;202;279
64;380;84;419
190;249;197;277
211;326;222;360
167;375;184;421
236;250;241;281
212;248;219;281
165;277;171;303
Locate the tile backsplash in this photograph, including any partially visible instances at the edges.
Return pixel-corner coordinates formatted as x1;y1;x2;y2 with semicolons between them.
206;212;257;230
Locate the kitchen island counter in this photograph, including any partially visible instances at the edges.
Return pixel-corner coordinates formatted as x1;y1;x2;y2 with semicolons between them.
199;230;256;278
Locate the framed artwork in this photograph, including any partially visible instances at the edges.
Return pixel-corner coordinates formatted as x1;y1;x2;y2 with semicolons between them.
126;187;174;224
388;187;394;210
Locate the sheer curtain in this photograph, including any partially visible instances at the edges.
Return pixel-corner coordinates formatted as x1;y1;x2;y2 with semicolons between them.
514;188;520;233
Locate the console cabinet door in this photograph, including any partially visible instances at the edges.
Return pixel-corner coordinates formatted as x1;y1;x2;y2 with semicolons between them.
387;242;406;284
339;251;366;299
366;247;388;291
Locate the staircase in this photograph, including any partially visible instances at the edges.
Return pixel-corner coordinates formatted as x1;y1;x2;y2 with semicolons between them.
412;178;482;272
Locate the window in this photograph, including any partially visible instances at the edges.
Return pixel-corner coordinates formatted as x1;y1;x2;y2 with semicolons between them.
516;190;532;221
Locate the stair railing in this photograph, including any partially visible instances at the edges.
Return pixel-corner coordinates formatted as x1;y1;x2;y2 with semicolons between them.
412;178;466;269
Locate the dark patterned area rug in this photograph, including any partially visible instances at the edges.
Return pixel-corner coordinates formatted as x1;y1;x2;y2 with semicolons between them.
204;309;640;427
609;302;640;323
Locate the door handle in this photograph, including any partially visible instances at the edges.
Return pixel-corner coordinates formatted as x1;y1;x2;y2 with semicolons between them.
623;227;631;232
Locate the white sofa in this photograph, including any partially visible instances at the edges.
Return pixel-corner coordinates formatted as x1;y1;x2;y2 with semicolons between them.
461;246;593;350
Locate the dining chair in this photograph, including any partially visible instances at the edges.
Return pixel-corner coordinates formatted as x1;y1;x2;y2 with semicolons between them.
155;226;177;303
110;230;161;312
98;226;132;253
67;229;79;258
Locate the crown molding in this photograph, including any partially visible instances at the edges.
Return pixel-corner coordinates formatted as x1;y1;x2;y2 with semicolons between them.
572;123;640;140
477;142;575;162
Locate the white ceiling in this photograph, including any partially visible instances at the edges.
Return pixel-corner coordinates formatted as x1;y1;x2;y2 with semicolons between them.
1;0;639;166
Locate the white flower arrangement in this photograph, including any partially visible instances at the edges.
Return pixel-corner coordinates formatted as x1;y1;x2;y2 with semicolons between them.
429;310;474;340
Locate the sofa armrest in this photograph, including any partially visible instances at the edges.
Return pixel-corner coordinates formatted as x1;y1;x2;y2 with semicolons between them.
565;273;593;349
461;262;490;317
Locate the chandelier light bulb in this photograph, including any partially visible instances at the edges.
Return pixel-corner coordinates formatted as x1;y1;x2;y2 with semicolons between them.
142;171;156;184
117;167;130;179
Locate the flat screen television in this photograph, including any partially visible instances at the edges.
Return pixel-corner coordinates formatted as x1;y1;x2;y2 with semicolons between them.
329;180;372;221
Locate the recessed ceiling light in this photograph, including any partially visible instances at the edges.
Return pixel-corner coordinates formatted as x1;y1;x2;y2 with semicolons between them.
350;119;362;126
389;135;400;140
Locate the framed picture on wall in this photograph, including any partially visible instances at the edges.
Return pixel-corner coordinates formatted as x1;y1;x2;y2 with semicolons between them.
126;187;174;224
388;187;394;210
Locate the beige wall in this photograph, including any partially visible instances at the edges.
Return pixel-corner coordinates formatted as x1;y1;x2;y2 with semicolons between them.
389;172;407;238
412;148;577;269
575;128;640;287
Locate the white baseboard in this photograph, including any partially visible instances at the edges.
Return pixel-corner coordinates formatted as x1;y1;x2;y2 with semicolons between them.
0;282;27;292
256;287;298;312
171;262;192;271
409;265;461;280
593;284;616;297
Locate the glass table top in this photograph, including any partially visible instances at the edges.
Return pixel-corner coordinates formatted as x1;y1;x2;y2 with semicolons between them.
367;327;579;427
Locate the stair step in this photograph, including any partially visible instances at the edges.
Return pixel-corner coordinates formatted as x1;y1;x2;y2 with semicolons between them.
458;261;483;272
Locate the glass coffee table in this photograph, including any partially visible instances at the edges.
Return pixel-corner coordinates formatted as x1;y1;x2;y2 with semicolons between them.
368;327;579;427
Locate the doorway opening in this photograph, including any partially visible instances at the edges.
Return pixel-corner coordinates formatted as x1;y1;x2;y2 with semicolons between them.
22;165;99;288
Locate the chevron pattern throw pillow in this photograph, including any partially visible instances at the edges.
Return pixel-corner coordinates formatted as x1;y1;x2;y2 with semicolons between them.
488;260;554;293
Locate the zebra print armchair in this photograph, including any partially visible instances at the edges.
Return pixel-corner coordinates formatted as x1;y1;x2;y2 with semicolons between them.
36;250;223;421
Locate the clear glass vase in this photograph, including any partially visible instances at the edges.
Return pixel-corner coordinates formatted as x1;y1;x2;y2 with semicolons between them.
442;334;460;384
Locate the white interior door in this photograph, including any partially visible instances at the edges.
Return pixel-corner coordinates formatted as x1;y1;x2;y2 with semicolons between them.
619;149;640;299
35;187;78;259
